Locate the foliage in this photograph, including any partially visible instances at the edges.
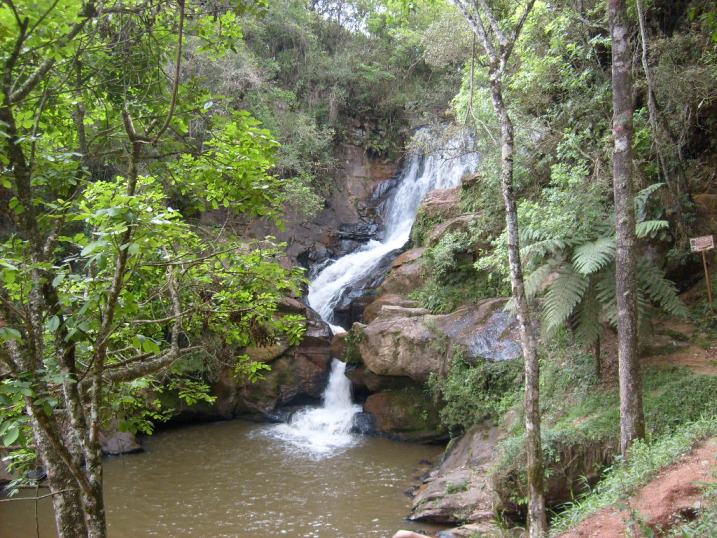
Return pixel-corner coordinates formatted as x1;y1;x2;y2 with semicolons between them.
0;0;306;525
549;416;717;535
428;350;522;436
412;229;506;313
479;180;686;342
487;334;717;517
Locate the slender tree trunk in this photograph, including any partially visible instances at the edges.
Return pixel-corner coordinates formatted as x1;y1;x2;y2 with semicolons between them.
28;412;88;537
490;77;548;537
609;0;645;457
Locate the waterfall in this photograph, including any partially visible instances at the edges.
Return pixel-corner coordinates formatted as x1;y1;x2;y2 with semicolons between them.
307;131;480;329
267;360;363;455
266;129;479;456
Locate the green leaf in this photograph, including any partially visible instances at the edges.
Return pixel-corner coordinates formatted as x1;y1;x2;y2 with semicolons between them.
0;327;22;342
572;237;615;275
47;315;60;332
2;426;19;446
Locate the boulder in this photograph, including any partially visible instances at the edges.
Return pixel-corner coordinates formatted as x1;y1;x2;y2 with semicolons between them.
378;248;426;297
363;294;420;323
426;214;480;247
392;532;433;538
345;364;414;394
162;303;334;423
409;426;502;525
363;387;445;442
421;186;461;220
357;298;521;383
99;427;143;456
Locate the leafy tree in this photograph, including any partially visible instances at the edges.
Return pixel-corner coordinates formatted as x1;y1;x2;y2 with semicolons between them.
0;1;304;536
516;183;687;345
609;0;645;458
451;0;547;534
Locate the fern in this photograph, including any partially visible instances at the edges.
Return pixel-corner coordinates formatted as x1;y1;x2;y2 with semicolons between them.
542;268;589;335
574;283;603;345
635;219;669;238
637;260;689;319
634;182;665;221
524;262;557;301
572;237;615;275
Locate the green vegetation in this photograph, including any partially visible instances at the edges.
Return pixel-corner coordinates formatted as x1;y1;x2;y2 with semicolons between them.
550;416;717;535
428;350;522;436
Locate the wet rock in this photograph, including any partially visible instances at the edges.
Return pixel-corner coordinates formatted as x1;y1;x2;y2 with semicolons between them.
99;425;143;455
409;426;502;525
330;247;404;328
421;186;461;220
392;532;433;538
363;294;420;323
378;248;426;296
357;298;521;383
351;412;376;434
363;387;446;442
331;332;348;359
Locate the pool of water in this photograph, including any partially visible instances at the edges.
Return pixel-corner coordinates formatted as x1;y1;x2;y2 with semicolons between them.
0;420;446;538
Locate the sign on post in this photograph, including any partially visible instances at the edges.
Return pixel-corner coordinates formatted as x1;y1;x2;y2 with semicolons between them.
690;235;714;252
690;235;714;310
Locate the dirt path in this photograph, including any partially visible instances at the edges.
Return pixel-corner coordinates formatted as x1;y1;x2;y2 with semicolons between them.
558;438;717;537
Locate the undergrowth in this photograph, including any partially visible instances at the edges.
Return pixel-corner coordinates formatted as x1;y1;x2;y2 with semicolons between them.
549;416;717;535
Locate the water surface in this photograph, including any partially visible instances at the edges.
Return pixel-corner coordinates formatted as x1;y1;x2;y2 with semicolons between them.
1;420;445;538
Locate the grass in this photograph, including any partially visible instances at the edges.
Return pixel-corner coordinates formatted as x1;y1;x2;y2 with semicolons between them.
549;416;717;535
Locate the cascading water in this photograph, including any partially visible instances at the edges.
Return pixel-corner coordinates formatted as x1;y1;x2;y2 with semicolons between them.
266;129;479;457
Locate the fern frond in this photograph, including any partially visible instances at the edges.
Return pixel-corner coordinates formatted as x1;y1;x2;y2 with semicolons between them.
542;268;589;335
522;238;570;261
572;237;615;275
596;270;617;326
637;260;689;318
635;219;669;238
574;281;602;345
634;182;665;221
525;262;556;301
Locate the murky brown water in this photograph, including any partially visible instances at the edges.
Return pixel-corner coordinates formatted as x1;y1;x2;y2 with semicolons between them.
0;420;446;538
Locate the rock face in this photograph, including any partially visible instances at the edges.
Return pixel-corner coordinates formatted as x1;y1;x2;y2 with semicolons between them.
378;248;427;297
421;186;462;220
247;143;398;267
409;426;502;526
356;298;522;384
99;426;143;456
164;302;334;423
363;388;445;442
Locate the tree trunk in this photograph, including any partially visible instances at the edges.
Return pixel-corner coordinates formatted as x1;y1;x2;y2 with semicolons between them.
28;412;88;537
490;77;548;537
609;0;645;457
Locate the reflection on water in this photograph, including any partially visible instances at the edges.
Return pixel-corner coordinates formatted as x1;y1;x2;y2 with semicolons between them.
0;420;445;538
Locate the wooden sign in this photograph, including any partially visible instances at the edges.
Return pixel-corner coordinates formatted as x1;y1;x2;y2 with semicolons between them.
691;235;715;310
690;235;714;252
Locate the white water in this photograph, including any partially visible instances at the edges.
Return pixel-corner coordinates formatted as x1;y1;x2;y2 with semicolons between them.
307;134;480;329
268;130;479;457
267;359;363;456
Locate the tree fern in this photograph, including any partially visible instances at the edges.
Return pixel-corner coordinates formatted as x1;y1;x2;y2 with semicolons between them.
635;219;669;238
524;262;558;301
574;283;602;345
572;237;615;275
637;259;689;319
542;268;589;336
634;182;665;221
